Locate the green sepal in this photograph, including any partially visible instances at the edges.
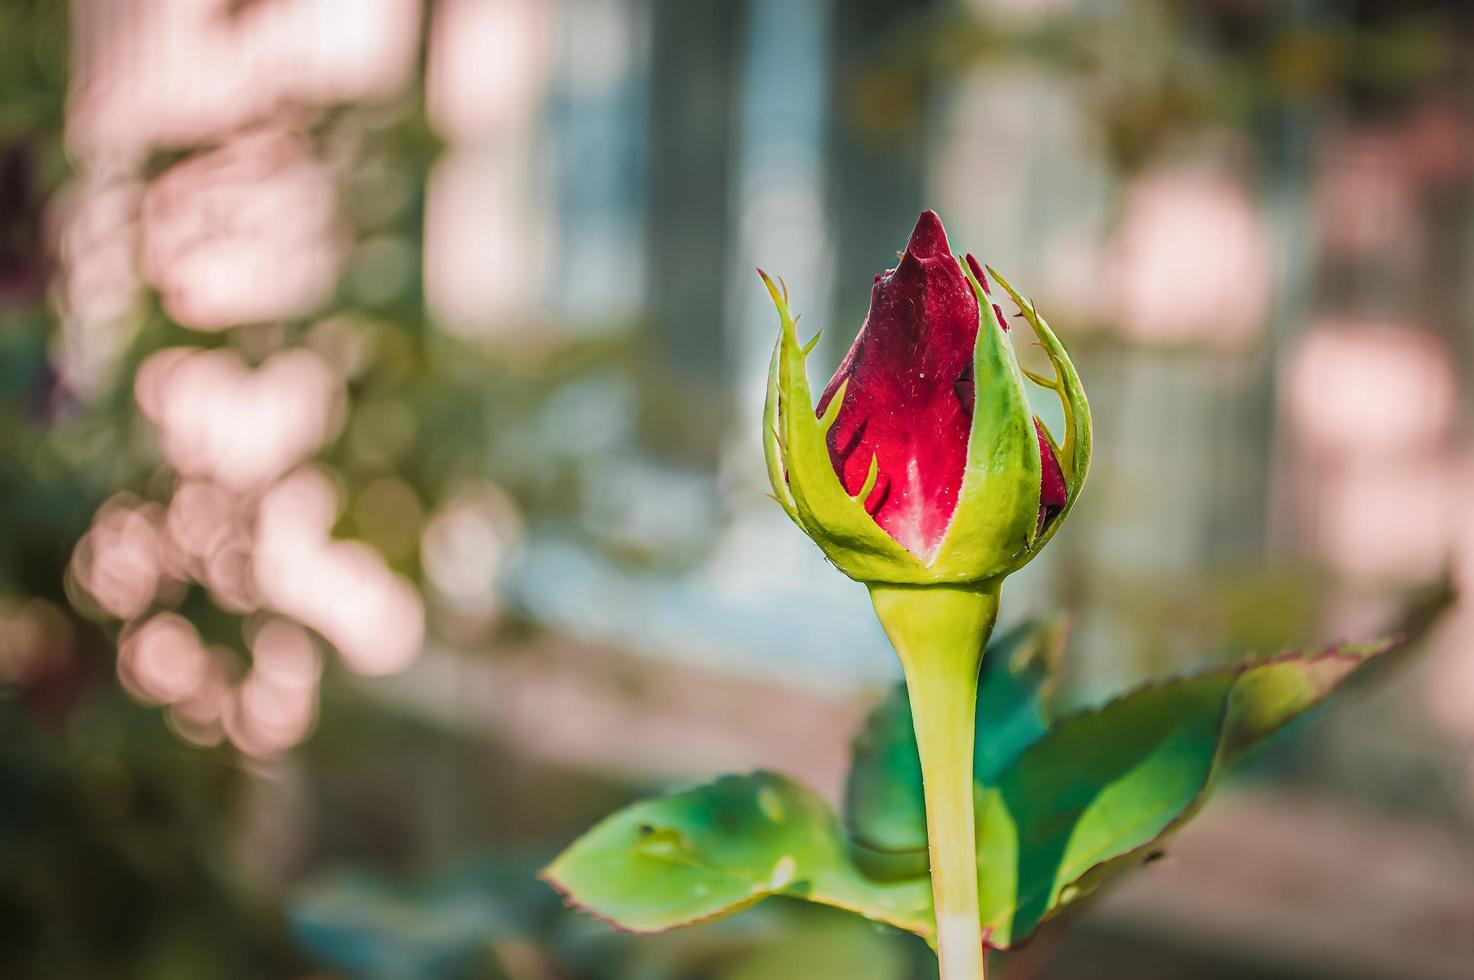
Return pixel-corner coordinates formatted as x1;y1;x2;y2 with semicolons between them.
988;266;1093;570
926;262;1044;581
759;272;930;584
763;331;802;528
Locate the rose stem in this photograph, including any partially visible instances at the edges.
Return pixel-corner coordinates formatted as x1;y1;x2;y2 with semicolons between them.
869;583;999;980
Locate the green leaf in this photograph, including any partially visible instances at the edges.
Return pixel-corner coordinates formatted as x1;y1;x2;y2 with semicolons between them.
976;638;1400;949
542;771;933;939
841;617;1431;949
545;583;1447;949
845;617;1065;876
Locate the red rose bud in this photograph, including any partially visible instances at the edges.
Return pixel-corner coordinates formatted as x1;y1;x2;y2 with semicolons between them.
761;210;1089;586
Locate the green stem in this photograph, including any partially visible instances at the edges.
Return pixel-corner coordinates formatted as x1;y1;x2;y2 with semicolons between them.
869;582;1000;980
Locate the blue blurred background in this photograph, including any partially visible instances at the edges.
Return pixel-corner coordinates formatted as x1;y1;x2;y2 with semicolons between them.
2;1;1473;977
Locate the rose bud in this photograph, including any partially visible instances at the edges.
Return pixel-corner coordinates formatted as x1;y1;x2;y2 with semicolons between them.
761;210;1089;586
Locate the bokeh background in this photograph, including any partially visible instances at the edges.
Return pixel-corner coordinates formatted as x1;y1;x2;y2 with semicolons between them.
3;0;1474;977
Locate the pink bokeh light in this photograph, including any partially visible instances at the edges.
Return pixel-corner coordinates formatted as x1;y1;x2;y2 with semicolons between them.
422;0;553;334
56;178;143;326
135;346;345;490
224;618;322;757
69;0;420;166
1111;167;1271;349
426;0;552;142
1312;459;1456;586
140;133;344;330
1284;322;1456;461
256;467;425;676
1281;318;1461;588
69;496;166;621
167;645;234;748
118;612;210;705
162;478;259;611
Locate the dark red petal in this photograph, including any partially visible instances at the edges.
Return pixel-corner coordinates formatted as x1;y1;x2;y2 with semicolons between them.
906;209;951;258
966;253;986;286
965;253;1009;333
1035;418;1068;535
816;211;979;557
